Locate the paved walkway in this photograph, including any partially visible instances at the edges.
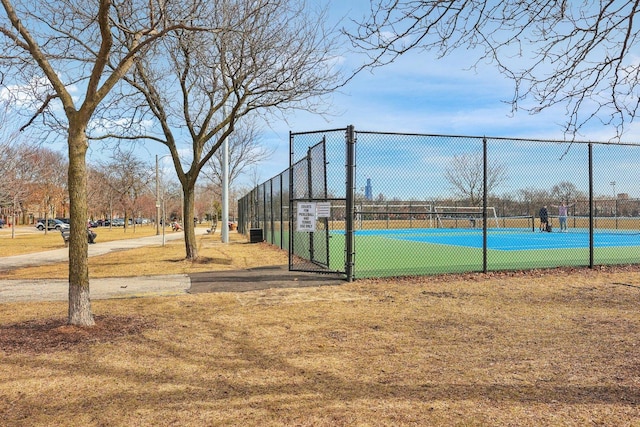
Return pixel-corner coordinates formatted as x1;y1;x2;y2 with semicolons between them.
0;227;345;303
0;228;198;303
0;228;190;269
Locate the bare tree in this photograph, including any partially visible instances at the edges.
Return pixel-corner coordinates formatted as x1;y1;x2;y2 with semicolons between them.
348;2;640;139
517;187;551;216
444;152;508;206
0;140;17;207
100;150;152;231
1;142;44;237
100;0;343;259
551;181;585;204
201;119;273;191
30;147;68;236
86;166;111;221
0;0;215;326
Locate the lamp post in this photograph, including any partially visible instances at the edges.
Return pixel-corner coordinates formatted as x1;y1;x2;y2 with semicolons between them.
610;181;616;198
221;105;229;244
156;155;160;235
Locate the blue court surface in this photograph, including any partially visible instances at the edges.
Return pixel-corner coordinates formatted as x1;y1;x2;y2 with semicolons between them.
354;228;640;251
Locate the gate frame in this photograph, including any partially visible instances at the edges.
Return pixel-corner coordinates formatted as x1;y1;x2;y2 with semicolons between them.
288;127;353;280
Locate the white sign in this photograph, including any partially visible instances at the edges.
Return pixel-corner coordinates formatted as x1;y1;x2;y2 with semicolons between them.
316;202;331;218
297;202;316;232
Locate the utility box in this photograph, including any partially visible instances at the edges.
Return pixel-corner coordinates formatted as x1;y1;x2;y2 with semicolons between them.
249;228;263;243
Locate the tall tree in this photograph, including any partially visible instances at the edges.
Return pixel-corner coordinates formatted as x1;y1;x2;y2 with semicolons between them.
348;2;640;139
0;141;49;237
100;150;152;230
34;147;68;233
517;187;551;216
202;119;273;191
551;181;584;204
101;0;343;259
444;152;508;206
0;0;213;326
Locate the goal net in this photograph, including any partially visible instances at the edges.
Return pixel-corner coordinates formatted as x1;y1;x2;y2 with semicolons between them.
432;206;499;228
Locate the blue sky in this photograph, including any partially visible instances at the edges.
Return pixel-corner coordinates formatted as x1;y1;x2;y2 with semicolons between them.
250;0;640;196
3;1;639;199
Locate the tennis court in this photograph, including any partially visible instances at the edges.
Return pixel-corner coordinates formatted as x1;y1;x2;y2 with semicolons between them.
241;128;640;280
324;224;640;278
357;227;640;250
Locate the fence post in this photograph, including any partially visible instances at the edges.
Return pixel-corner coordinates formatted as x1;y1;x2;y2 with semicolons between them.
270;178;274;244
345;125;356;282
307;145;315;263
589;143;594;268
280;172;284;249
482;137;488;273
289;131;294;270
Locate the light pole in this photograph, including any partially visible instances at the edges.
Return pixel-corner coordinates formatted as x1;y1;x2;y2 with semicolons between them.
221;106;229;244
156;155;160;235
611;181;616;198
221;132;229;243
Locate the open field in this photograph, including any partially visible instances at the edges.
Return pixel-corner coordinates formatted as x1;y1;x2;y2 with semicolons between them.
2;225;640;425
0;224;165;257
0;227;287;280
2;267;640;425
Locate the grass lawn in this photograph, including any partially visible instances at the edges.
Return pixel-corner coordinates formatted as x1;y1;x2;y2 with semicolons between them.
2;226;640;425
0;224;162;257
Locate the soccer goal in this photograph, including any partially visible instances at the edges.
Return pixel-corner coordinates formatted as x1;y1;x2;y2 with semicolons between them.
354;202;433;229
432;206;499;229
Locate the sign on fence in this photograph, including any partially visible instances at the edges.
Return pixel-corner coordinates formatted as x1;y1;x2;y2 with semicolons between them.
316;202;331;218
296;202;316;232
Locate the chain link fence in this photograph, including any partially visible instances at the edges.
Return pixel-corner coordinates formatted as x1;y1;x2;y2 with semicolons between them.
238;126;640;280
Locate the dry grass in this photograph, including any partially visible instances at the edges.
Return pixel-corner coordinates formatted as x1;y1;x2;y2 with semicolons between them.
2;269;640;425
2;225;640;425
0;226;284;280
0;225;161;257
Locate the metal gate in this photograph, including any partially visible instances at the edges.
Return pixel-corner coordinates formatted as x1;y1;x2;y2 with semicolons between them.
290;138;331;271
289;129;351;277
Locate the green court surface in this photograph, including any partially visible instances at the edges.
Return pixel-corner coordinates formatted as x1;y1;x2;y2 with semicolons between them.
275;228;640;279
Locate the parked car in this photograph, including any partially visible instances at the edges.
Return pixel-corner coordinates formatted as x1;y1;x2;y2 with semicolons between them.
36;218;70;231
111;218;125;227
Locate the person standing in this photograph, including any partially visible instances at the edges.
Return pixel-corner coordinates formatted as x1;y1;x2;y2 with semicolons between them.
539;205;549;232
551;201;575;232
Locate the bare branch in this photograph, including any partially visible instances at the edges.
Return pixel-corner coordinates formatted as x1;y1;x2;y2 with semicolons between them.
348;1;640;139
19;93;59;132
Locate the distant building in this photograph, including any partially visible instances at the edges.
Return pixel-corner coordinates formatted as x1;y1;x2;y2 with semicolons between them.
364;178;373;201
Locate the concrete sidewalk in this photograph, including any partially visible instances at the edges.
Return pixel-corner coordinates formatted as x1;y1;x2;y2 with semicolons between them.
0;275;191;303
0;228;201;302
0;228;193;270
0;227;346;303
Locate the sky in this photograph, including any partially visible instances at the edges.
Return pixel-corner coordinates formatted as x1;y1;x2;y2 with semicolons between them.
250;0;640;197
3;1;639;199
242;0;640;202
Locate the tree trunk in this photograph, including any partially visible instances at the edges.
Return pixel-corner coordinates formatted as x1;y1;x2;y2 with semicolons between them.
67;123;94;327
182;185;198;260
